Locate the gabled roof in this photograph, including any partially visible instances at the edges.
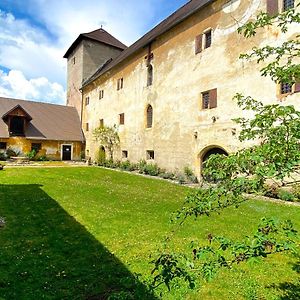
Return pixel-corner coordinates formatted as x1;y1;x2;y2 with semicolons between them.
63;28;127;58
82;0;215;87
2;104;33;121
0;97;84;142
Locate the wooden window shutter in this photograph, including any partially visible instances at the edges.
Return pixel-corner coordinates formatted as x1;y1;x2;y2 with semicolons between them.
267;0;278;16
209;88;217;109
294;82;300;93
195;34;202;54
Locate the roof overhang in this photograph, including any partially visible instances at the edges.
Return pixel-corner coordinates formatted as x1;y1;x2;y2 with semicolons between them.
2;104;32;121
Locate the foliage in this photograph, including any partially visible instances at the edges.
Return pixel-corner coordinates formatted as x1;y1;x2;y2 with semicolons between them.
184;166;199;184
158;171;175;180
278;190;296;202
37;155;48;161
143;163;161;176
93;125;120;160
96;148;106;165
6;147;20;158
26;149;37;160
0;152;6;161
152;218;298;290
120;160;138;171
137;159;147;174
80;150;85;160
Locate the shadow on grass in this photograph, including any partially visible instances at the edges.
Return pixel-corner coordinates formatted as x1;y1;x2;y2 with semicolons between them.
268;254;300;300
0;184;157;300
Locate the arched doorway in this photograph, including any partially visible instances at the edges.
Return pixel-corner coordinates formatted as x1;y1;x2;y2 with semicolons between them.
200;146;228;178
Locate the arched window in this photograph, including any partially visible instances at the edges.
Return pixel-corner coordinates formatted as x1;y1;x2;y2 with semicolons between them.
147;64;153;86
146;105;153;128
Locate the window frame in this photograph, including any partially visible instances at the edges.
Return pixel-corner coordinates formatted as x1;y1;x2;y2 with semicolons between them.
85;96;90;106
204;29;212;49
122;150;128;159
119;113;125;125
146;105;153;128
146;150;155;160
31;143;42;153
85;123;89;132
0;142;7;150
283;0;294;11
99;90;104;100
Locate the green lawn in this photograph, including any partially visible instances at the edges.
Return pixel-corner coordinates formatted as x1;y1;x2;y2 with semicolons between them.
0;167;299;299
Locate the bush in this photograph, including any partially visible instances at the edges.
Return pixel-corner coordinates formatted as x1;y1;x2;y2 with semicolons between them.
183;166;198;183
37;155;48;161
26;149;37;160
6;147;20;158
120;160;137;171
80;151;85;160
143;163;160;176
176;173;186;184
278;190;295;202
137;159;147;174
0;152;6;161
96;149;106;165
158;172;175;180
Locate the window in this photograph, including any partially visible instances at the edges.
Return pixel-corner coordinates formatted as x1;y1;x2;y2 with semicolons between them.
283;0;294;11
99;119;104;127
122;150;128;159
146;150;155;160
280;82;293;94
85;123;89;131
119;113;125;125
73;57;76;64
204;30;212;49
147;64;153;86
31;143;41;152
9;116;25;136
146;105;153;128
117;78;124;90
99;90;104;100
85;97;90;106
201;88;217;109
0;142;7;150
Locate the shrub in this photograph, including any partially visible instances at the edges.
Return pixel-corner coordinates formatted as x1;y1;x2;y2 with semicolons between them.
120;160;137;171
292;185;300;201
138;159;147;174
26;149;37;160
278;190;295;202
37;155;48;161
6;147;20;158
96;149;106;165
143;163;160;176
158;172;175;180
176;173;186;184
0;152;6;161
183;166;198;183
80;151;85;160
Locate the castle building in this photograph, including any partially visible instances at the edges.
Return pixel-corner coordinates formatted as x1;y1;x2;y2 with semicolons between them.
65;0;300;177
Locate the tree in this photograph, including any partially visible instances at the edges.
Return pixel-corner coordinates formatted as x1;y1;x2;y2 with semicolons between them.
151;4;300;293
93;125;120;161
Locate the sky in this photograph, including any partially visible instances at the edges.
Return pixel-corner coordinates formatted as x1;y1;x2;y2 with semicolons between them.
0;0;188;105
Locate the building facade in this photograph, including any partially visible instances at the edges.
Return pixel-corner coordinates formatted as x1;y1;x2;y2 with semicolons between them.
66;0;300;178
0;97;84;160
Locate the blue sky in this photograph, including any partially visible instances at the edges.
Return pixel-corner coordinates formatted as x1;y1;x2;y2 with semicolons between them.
0;0;188;104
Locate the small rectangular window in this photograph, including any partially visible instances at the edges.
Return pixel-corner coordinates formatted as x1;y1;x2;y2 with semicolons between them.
31;143;41;152
122;150;128;159
0;142;7;150
119;113;125;125
146;150;155;160
201;88;217;109
117;78;124;90
99;119;104;127
283;0;294;11
85;97;90;106
204;30;212;49
73;57;76;64
99;90;104;99
280;82;292;94
85;123;89;131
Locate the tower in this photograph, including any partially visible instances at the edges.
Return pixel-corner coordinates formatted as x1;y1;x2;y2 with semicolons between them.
63;28;127;119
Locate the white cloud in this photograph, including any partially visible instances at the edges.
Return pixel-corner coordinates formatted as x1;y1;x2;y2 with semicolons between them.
0;69;66;104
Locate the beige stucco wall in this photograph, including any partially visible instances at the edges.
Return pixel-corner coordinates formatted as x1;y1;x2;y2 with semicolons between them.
0;138;83;161
81;0;300;178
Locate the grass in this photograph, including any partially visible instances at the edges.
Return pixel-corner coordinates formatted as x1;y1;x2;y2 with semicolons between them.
0;167;299;299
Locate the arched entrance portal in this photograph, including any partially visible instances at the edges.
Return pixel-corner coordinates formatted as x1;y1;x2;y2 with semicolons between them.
200;146;228;178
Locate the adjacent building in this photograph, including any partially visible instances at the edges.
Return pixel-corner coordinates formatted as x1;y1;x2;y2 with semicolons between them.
0;97;84;160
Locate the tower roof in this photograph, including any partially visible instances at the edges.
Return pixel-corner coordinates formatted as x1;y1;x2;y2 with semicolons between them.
63;28;127;58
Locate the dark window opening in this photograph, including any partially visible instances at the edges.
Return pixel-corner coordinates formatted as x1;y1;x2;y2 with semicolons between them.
117;78;124;90
122;150;128;159
202;88;217;109
281;82;292;94
0;142;7;150
147;64;153;86
85;97;90;105
99;90;104;99
73;57;76;64
202;92;210;109
31;143;41;153
146;105;153;128
147;150;154;160
283;0;294;11
204;30;212;49
119;113;125;125
99;119;104;127
85;123;89;131
10;116;25;136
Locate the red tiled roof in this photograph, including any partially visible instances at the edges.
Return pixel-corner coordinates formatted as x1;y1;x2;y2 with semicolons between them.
0;97;84;142
63;28;127;58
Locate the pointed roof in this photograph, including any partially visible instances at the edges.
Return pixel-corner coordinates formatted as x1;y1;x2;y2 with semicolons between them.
63;28;127;58
2;104;32;121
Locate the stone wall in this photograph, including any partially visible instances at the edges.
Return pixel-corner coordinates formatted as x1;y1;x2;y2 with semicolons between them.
82;0;300;178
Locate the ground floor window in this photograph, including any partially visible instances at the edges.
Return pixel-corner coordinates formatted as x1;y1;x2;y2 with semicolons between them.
31;143;42;152
122;150;128;159
146;150;154;160
0;142;7;150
